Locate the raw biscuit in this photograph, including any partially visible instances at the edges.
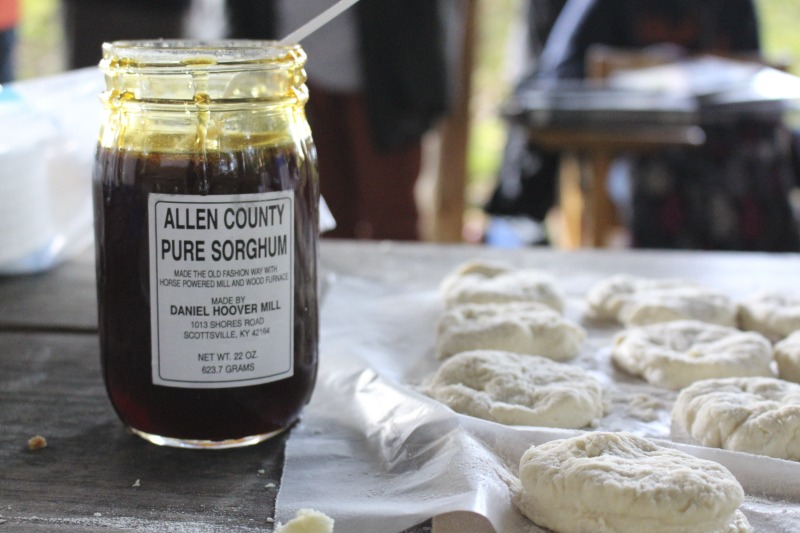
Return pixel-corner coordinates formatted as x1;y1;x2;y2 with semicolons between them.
586;274;736;327
515;432;751;533
611;320;773;390
514;432;752;533
672;376;800;460
435;301;586;361
439;260;563;312
775;331;800;383
737;290;800;341
426;350;602;428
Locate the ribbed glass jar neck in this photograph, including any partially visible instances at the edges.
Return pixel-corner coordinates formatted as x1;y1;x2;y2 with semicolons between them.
99;40;308;107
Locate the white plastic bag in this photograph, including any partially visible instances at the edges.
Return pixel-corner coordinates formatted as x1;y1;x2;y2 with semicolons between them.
0;67;102;274
0;66;335;274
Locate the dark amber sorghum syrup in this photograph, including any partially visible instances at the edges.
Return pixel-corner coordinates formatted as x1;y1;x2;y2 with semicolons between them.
93;41;319;447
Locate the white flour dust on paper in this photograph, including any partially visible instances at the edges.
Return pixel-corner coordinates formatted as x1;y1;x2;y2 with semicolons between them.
276;264;800;532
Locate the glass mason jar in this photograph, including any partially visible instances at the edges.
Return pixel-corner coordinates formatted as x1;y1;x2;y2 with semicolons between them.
93;40;319;449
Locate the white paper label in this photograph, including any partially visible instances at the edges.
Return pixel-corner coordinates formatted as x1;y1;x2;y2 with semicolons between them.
148;192;294;388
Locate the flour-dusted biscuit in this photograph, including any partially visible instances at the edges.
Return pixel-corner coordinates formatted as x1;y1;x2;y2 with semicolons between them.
775;331;800;383
586;274;690;320
611;320;773;390
435;302;586;361
618;286;737;328
439;260;564;312
586;274;736;327
672;376;800;461
515;432;751;533
738;290;800;341
426;350;602;428
439;259;510;296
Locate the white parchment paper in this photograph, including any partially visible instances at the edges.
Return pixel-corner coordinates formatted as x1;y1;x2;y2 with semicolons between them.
276;250;800;533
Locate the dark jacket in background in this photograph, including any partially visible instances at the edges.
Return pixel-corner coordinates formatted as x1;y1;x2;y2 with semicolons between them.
355;0;448;150
226;0;449;152
63;0;191;69
536;0;759;81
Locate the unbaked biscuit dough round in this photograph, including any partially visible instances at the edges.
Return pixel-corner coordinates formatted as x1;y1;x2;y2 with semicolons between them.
672;376;800;461
586;274;736;327
515;432;751;533
426;350;602;428
611;320;773;390
586;274;692;320
775;331;800;383
439;260;564;312
435;301;586;361
738;290;800;341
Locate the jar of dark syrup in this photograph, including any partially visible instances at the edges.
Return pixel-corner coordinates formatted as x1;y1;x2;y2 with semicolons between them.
93;40;319;448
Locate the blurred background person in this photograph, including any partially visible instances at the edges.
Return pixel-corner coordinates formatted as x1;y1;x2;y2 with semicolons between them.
227;0;451;240
62;0;191;69
0;0;18;83
486;0;800;251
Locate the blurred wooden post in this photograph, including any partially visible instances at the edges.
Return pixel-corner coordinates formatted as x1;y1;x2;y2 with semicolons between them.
430;0;478;242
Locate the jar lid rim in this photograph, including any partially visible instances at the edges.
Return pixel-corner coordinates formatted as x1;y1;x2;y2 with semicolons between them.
101;39;305;68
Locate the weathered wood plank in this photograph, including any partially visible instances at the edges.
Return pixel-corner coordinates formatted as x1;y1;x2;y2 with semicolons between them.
0;332;284;532
0;251;97;332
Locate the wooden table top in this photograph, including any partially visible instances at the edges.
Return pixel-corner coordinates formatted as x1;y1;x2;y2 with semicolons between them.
0;241;435;533
3;239;800;532
0;249;289;532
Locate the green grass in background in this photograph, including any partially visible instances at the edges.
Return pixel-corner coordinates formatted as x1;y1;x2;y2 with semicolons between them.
466;0;518;210
758;0;800;76
17;0;64;79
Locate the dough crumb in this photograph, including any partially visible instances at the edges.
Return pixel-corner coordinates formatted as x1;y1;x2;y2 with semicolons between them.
274;508;334;533
27;435;47;451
